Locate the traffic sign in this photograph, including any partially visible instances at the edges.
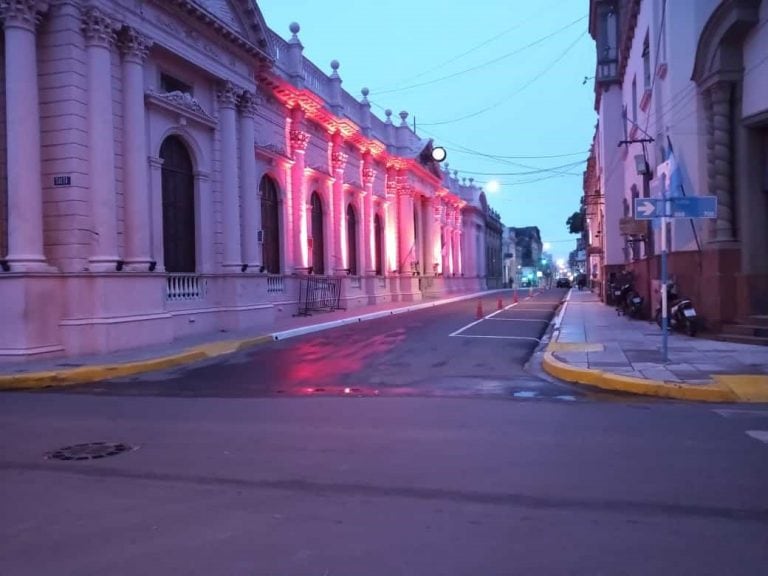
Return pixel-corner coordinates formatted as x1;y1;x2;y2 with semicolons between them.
668;196;717;219
634;196;718;219
633;198;664;219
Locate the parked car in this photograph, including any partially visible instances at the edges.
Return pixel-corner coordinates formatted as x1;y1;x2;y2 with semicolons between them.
556;277;571;288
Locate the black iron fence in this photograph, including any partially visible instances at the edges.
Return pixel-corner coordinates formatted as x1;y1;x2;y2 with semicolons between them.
296;275;344;316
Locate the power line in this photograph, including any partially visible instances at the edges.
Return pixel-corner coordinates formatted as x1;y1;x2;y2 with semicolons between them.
370;0;568;92
419;32;588;127
448;148;590;160
371;14;587;96
456;159;586;177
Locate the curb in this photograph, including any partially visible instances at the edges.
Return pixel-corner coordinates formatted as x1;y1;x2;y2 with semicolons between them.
541;350;737;403
0;290;504;391
540;291;745;403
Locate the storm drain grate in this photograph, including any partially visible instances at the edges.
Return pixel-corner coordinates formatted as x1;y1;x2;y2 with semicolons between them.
46;442;135;461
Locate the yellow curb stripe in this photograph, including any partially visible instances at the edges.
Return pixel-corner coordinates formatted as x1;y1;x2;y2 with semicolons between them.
542;350;737;403
713;375;768;402
0;335;276;391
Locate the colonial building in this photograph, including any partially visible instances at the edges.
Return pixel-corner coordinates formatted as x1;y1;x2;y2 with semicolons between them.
0;0;502;361
587;0;768;332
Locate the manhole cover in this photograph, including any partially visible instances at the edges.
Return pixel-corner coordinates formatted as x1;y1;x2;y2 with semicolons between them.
46;442;135;461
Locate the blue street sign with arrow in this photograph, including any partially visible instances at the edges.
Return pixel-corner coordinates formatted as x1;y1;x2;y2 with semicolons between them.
633;198;664;219
634;196;718;219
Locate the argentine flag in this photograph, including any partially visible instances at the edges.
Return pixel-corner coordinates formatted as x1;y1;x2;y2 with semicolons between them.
667;150;684;199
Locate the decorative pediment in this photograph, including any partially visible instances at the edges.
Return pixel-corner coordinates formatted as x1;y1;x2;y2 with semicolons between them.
162;0;275;60
145;89;218;128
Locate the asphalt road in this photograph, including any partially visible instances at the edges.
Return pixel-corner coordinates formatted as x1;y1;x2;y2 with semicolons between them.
2;288;768;575
59;288;579;400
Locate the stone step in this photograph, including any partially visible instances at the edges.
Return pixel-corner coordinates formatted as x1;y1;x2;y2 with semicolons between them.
721;323;768;338
716;333;768;347
748;315;768;327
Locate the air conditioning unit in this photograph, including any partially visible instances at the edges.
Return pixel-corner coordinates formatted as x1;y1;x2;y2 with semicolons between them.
257;229;264;243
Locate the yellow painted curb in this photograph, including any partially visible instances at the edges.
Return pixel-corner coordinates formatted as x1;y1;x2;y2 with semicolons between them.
713;375;768;402
0;334;276;391
542;350;737;403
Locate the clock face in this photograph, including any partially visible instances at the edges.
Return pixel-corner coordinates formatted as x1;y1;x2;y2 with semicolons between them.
431;146;447;162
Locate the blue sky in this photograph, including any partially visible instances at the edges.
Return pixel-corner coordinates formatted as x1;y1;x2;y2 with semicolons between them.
259;1;596;262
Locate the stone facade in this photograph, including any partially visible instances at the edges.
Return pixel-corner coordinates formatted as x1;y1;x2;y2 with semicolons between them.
587;0;768;327
0;0;502;361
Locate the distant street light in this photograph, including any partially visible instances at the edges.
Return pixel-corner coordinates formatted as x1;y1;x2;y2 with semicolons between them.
543;242;551;251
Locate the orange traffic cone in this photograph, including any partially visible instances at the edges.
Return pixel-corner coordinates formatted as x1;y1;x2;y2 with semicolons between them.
476;300;484;319
497;297;503;310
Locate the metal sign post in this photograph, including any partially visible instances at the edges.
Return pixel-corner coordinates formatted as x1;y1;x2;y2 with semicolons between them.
634;193;718;363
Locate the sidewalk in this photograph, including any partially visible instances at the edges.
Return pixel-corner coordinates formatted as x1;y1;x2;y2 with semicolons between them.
0;290;501;390
543;289;768;403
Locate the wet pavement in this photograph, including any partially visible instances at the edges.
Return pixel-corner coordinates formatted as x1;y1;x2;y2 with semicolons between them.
48;289;582;400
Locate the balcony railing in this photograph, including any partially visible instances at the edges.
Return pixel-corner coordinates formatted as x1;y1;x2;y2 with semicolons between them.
166;274;207;301
267;275;286;294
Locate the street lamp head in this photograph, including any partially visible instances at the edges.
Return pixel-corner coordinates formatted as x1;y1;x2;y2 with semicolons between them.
431;146;447;163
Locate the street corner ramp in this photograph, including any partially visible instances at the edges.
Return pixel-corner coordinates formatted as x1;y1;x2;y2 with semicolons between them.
542;350;738;403
713;375;768;403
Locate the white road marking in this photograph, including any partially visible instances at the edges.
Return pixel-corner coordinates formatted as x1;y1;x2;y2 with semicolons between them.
451;334;541;342
713;409;768;419
449;319;485;337
513;391;538;398
486;318;550;322
745;430;768;444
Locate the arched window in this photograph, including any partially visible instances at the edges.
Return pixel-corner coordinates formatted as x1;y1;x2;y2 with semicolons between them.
260;176;280;274
160;135;195;273
374;213;383;276
310;191;324;274
346;203;357;276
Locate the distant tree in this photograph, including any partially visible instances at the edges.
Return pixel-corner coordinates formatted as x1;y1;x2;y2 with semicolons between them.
566;211;584;235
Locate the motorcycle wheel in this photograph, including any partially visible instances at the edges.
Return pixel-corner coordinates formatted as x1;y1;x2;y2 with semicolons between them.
654;309;662;328
686;318;698;337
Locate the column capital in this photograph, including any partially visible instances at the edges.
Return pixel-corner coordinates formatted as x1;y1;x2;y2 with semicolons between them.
290;129;310;154
216;80;241;109
385;180;398;199
148;156;164;168
238;90;260;118
398;184;414;198
331;149;348;171
362;166;376;186
118;26;152;63
0;0;47;31
82;6;118;48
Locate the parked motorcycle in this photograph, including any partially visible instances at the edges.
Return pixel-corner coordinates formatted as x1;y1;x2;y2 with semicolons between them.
655;283;698;336
625;288;644;319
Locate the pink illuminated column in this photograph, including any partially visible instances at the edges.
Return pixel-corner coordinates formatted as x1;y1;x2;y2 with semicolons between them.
429;199;442;274
331;136;347;272
83;7;120;271
0;1;49;270
239;91;261;270
398;184;415;273
217;81;242;270
289;116;310;271
119;27;152;270
453;209;463;275
362;155;375;274
384;183;398;274
452;225;461;275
